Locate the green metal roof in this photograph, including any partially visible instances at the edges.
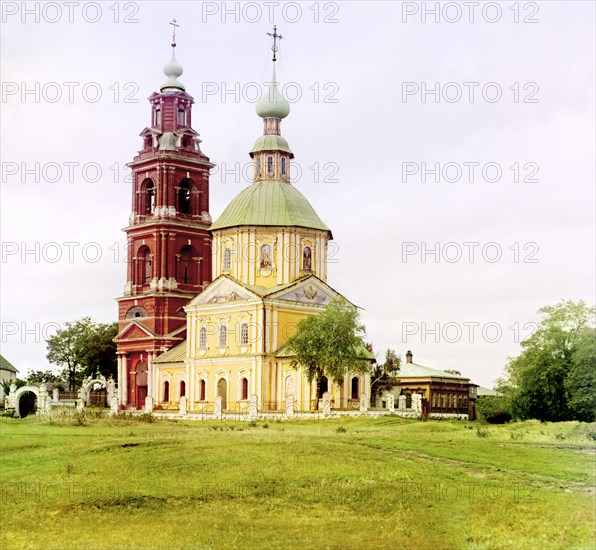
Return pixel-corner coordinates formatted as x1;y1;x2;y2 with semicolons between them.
0;355;18;373
250;134;293;156
477;386;502;397
154;341;186;364
210;180;331;233
398;363;469;380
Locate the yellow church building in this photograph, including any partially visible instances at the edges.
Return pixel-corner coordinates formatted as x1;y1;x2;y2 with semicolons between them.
150;40;373;416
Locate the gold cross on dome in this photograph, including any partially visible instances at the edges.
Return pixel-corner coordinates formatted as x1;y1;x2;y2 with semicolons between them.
170;19;179;47
267;24;283;62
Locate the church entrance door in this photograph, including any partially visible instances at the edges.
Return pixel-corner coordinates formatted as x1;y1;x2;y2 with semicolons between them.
137;386;147;410
217;378;227;411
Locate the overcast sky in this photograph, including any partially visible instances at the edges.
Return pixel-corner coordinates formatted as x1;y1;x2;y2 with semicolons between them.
1;1;594;388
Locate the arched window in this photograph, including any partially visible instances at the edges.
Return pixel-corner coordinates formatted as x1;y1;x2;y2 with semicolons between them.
177;106;186;126
142;179;155;214
267;155;274;176
240;322;249;345
281;156;287;176
302;246;312;271
219;324;227;348
138;246;152;284
223;247;232;271
163;380;170;402
177;180;192;215
199;379;206;401
154;107;161;126
351;376;360;400
256;158;261;177
240;377;248;400
179;246;195;285
179;381;186;399
125;306;147;319
199;326;207;350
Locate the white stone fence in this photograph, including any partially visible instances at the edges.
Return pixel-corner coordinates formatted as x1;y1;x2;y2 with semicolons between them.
5;375;118;418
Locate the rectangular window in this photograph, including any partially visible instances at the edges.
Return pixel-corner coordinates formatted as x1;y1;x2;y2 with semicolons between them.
240;323;249;345
267;156;274;176
223;248;231;271
219;325;227;348
281;157;287;176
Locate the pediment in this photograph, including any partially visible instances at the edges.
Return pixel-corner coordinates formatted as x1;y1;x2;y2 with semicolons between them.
269;276;340;306
174;128;199;137
116;320;156;341
186;276;260;307
139;127;162;137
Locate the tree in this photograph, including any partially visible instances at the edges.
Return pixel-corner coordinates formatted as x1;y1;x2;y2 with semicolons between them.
370;349;401;404
498;300;595;422
565;328;596;421
26;370;64;385
1;378;26;397
286;299;372;393
46;317;118;390
476;396;512;424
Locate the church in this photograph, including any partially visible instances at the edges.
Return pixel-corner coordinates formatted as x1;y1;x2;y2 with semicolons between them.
115;25;373;414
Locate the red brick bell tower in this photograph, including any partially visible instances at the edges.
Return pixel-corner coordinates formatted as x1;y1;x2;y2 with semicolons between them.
115;26;213;409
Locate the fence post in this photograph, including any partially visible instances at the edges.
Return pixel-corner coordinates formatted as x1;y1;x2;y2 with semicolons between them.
359;393;368;413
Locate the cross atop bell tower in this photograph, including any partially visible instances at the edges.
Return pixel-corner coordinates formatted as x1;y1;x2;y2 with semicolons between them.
115;21;214;410
170;18;179;47
267;24;283;62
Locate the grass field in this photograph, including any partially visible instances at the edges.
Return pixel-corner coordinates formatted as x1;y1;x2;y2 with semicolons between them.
1;413;594;550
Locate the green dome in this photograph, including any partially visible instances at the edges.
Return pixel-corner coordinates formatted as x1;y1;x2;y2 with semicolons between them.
250;134;293;157
256;68;290;119
210;180;330;233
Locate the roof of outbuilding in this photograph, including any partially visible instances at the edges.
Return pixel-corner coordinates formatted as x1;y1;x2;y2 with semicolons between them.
0;355;18;373
477;386;502;397
398;363;469;380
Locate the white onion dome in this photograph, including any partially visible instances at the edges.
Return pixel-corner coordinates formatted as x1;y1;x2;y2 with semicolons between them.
161;52;185;92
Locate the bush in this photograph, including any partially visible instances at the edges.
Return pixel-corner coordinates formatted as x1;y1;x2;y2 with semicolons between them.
477;396;512;424
476;426;490;438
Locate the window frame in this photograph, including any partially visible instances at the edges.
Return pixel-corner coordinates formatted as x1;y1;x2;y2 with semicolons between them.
199;325;207;350
219;324;228;348
223;247;232;271
240;322;249;346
